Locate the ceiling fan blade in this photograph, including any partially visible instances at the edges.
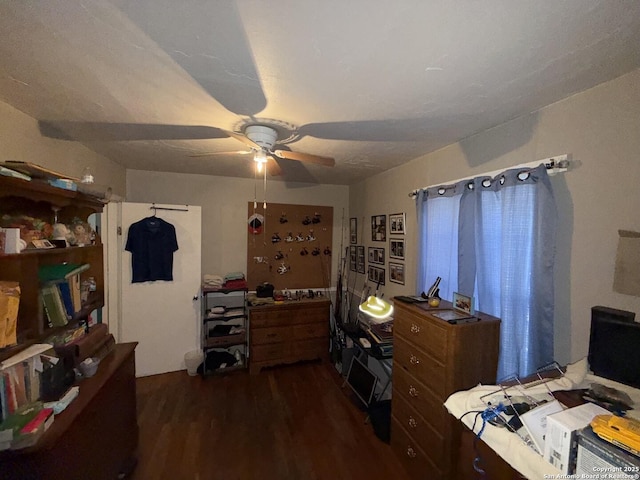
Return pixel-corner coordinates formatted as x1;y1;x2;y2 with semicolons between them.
189;150;252;158
273;149;335;167
224;130;262;150
39;121;230;142
298;118;435;142
267;157;282;176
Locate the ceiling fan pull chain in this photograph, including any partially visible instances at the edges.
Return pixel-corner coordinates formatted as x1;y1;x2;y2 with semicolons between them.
263;166;268;210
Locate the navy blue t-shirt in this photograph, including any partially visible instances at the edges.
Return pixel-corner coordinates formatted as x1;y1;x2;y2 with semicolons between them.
125;217;179;283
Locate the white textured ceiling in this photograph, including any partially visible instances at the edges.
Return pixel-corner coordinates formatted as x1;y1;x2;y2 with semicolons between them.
1;1;639;185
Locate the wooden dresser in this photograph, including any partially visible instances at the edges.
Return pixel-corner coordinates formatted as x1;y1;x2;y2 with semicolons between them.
249;298;330;375
0;343;138;480
391;301;500;479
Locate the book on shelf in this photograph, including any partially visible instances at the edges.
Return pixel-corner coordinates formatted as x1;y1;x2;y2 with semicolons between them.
57;281;75;319
0;401;43;450
0;351;48;422
19;407;53;436
41;284;68;327
38;263;90;284
69;274;82;312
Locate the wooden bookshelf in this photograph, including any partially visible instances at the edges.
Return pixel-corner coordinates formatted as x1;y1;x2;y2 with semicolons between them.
0;175;106;362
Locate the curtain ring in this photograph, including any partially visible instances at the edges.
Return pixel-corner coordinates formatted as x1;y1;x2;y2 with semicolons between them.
517;171;530;181
466;182;474;190
482;179;491;188
438;187;446;195
499;175;506;185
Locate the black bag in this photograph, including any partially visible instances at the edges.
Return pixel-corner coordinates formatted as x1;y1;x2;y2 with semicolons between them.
40;358;75;402
368;399;391;443
256;283;274;298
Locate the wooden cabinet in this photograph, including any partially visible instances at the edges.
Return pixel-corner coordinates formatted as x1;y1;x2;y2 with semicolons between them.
201;287;248;374
0;175;106;362
0;343;139;480
249;299;330;375
391;300;500;480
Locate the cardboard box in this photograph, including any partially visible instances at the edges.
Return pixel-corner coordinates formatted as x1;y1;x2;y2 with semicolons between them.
576;426;640;475
543;402;610;474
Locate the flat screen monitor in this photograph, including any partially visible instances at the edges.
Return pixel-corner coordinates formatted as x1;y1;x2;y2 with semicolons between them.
588;306;640;388
346;355;378;408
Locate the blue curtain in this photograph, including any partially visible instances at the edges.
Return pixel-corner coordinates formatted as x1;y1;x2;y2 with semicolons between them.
416;164;557;379
415;184;462;303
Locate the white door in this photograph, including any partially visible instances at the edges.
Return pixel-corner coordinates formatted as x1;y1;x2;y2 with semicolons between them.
118;202;201;377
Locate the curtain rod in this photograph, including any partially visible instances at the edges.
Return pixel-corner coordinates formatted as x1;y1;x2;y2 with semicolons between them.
150;203;189;212
408;154;571;198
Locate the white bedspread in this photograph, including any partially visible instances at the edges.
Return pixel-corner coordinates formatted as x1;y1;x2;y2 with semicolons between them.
444;358;640;479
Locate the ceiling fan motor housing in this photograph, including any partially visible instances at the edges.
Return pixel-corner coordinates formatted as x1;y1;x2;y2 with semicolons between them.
245;125;278;150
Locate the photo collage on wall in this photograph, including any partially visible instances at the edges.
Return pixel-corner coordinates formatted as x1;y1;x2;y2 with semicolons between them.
349;218;366;275
349;212;406;286
388;213;405;285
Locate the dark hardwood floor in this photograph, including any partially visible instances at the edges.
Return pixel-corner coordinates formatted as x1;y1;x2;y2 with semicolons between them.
130;361;411;480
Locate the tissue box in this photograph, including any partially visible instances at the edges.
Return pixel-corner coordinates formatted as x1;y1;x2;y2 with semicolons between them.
543;402;610;474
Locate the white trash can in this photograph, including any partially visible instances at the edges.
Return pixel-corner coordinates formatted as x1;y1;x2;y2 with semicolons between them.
184;350;204;376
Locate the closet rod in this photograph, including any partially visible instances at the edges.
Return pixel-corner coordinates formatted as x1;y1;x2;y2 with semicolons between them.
150;203;189;212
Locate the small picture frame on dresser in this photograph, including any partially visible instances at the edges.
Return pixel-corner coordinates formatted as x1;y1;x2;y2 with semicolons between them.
453;292;474;315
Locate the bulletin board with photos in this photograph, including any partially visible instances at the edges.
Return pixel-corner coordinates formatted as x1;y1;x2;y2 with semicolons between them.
246;202;333;290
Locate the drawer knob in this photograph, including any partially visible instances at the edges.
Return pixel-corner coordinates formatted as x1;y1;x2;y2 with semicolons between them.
406;446;416;458
409;354;420;365
408;417;417;428
408;386;419;397
410;324;420;334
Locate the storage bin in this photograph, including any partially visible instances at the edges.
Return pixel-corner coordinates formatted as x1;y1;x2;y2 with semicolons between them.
184;350;204;376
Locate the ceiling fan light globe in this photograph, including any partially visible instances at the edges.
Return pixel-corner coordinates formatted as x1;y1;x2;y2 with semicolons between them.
254;149;268;164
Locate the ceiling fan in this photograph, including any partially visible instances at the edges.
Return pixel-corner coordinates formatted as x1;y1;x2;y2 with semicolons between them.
189;124;335;176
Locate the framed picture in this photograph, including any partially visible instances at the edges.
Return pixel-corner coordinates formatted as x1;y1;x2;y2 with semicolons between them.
350;217;357;244
368;247;385;265
349;245;357;272
453;292;474;315
356;246;365;273
368;265;385;285
389;262;405;285
390;238;405;260
389;213;406;234
371;215;386;242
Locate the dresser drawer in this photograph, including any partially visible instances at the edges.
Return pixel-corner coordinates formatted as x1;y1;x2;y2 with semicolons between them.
391;418;443;480
292;338;327;359
251;326;292;345
393;366;447;432
394;335;446;397
251;342;291;362
250;302;329;327
250;309;294;327
292;321;328;340
395;308;448;361
392;391;446;464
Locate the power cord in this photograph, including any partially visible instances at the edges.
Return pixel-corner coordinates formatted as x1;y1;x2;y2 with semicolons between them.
460;404;507;477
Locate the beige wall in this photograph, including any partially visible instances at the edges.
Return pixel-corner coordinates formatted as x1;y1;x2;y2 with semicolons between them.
0;100;126;196
350;68;640;365
125;170;349;287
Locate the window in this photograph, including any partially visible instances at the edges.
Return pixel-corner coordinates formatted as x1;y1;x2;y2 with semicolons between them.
416;165;558;379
